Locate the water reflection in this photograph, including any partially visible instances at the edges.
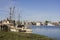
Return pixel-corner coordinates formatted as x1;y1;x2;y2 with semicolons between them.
29;25;60;40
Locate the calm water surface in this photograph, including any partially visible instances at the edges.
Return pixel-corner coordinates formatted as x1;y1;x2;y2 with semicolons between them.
28;25;60;40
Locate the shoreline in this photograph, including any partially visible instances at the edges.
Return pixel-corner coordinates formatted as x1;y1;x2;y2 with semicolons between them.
0;32;54;40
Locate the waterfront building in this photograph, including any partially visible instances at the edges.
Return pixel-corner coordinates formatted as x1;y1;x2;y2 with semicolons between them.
36;22;41;26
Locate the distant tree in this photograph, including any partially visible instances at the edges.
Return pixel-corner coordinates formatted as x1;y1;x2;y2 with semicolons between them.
45;20;50;25
59;21;60;23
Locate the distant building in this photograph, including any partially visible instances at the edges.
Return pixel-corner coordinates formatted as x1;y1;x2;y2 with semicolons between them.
36;22;41;26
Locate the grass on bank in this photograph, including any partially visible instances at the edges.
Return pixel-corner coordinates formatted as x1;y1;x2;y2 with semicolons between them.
0;32;54;40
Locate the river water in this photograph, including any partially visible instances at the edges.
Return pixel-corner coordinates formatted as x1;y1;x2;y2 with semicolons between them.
28;25;60;40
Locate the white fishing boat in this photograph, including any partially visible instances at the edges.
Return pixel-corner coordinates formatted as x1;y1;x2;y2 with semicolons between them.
47;23;55;26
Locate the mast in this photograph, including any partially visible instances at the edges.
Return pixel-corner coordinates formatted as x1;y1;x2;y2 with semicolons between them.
12;6;15;20
9;7;12;20
19;13;20;22
18;12;21;24
18;10;22;24
9;6;15;20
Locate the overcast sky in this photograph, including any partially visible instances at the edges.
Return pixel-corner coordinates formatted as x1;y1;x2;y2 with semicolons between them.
0;0;60;22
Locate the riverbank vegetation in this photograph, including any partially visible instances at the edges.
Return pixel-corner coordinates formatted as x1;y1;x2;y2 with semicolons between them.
0;32;54;40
